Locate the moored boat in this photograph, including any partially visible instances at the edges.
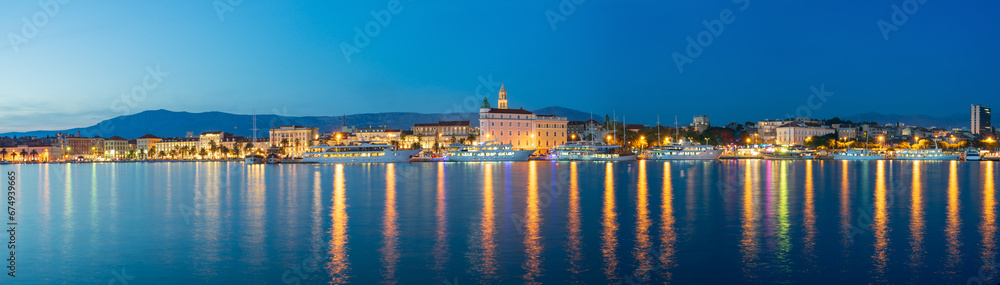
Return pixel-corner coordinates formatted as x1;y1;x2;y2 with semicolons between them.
301;142;421;163
894;149;959;160
833;148;883;160
442;140;535;162
964;148;981;161
643;142;723;160
551;141;637;161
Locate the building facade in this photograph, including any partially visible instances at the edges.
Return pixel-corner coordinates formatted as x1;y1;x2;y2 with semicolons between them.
269;126;319;157
103;136;130;159
478;84;567;152
568;119;603;141
972;104;992;135
775;122;835;145
413;121;471;149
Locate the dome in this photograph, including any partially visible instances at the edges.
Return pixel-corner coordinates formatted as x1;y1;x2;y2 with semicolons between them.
480;97;491;108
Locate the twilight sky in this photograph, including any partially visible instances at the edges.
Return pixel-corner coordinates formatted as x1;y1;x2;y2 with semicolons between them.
1;0;997;132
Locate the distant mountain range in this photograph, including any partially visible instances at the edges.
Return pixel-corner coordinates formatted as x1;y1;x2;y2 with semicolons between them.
844;112;969;129
2;108;974;139
1;107;595;139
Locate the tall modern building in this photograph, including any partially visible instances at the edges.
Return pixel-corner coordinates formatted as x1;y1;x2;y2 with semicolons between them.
971;104;992;135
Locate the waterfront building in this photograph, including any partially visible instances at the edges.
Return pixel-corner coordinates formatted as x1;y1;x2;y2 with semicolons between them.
103;136;130;159
691;115;710;132
269;126;319;157
775;122;835;145
91;136;106;158
756;119;794;143
478;84;567;153
136;134;161;158
972;104;992;135
155;137;200;158
57;133;100;160
832;124;859;141
2;144;56;162
568;119;603;141
354;126;403;145
413;121;471;149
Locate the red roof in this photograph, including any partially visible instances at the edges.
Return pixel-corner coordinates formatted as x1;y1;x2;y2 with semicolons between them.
137;134;160;139
485;108;534;115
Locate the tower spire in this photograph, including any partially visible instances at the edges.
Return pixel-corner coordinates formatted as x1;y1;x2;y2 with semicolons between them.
498;83;507;109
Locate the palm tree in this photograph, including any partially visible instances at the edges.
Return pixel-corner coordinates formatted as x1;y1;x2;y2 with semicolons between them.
169;150;177;158
208;141;218;158
199;148;208;157
244;142;254;155
467;133;477;142
219;146;230;159
0;149;6;161
30;150;38;161
19;150;27;161
148;146;157;160
10;152;17;162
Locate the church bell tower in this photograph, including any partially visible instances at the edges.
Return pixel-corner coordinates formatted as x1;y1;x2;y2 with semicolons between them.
498;84;507;109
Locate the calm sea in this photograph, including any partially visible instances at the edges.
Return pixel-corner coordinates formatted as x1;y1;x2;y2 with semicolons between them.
4;160;998;284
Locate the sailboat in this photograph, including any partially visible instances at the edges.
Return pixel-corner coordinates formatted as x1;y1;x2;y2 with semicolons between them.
642;115;722;160
551;112;636;161
245;110;265;164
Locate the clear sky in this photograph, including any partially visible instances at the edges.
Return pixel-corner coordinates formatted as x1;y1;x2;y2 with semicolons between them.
1;0;997;132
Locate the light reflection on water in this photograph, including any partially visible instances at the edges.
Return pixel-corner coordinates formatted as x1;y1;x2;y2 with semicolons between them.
8;160;1000;284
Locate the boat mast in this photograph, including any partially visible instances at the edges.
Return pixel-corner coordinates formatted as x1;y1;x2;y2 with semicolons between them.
674;115;679;144
657;115;661;147
251;109;258;154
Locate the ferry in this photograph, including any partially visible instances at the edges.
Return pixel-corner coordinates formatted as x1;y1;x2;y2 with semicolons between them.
643;142;723;160
894;149;959;160
762;146;815;160
442;141;535;162
301;142;421;163
833;149;884;160
551;141;637;161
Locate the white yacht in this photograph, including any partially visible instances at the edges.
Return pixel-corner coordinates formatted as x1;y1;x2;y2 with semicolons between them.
643;142;723;160
551;141;637;161
442;141;535;162
301;142;421;163
894;149;959;160
833;149;884;160
762;146;815;160
965;148;982;161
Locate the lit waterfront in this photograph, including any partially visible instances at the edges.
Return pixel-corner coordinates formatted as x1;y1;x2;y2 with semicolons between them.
8;160;999;284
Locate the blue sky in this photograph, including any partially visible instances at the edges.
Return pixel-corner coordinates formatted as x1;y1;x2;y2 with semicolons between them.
1;0;997;132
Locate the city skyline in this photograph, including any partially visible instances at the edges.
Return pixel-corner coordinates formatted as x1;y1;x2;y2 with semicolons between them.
3;1;999;133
